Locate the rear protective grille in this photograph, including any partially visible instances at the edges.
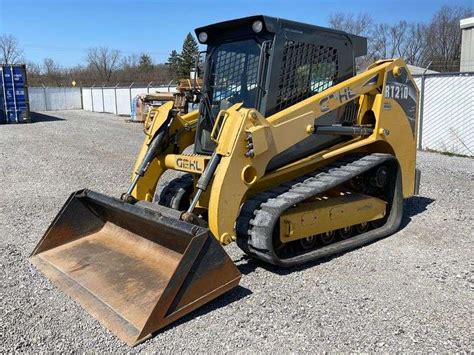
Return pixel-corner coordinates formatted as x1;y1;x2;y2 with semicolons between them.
276;41;338;111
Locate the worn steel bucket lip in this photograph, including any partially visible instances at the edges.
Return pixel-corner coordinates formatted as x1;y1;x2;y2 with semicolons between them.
30;254;146;345
30;189;241;346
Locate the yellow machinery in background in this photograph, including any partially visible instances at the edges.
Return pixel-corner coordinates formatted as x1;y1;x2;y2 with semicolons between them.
31;16;420;346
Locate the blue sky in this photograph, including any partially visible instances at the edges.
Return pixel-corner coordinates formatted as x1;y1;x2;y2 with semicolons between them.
1;0;472;67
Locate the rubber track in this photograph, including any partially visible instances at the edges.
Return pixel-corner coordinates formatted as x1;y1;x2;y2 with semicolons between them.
236;153;398;266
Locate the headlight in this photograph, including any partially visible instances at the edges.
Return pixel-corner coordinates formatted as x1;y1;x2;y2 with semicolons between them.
252;20;263;33
198;31;208;43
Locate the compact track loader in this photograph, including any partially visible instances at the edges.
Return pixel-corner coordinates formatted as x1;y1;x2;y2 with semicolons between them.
31;16;420;346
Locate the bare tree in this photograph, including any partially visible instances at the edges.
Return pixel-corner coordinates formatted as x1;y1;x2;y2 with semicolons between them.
86;47;121;83
0;34;24;64
425;6;473;71
328;13;375;70
372;21;409;59
364;20;428;68
43;58;60;75
121;54;139;70
26;61;41;75
25;61;42;84
42;58;63;85
63;65;91;86
404;23;428;66
328;12;373;37
372;23;390;59
389;21;408;57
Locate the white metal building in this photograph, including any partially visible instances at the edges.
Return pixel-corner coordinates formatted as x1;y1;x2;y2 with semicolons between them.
460;17;474;72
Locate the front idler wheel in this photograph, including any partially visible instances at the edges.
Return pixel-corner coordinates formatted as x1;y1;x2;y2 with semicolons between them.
370;166;388;188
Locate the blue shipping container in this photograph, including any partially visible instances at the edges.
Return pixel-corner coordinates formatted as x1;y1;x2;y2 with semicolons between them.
0;64;31;124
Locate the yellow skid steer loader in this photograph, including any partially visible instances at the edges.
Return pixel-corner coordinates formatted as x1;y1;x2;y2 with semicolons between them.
31;16;420;346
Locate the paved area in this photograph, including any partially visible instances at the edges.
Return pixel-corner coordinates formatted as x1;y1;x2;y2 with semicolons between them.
0;110;472;352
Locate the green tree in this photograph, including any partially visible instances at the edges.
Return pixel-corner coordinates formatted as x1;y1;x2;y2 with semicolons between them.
167;49;181;81
138;53;153;72
179;33;199;78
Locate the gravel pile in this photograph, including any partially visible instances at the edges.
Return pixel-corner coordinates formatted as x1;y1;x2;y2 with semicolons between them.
1;110;472;352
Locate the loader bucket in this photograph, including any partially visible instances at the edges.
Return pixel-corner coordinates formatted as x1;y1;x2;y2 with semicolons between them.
30;190;241;346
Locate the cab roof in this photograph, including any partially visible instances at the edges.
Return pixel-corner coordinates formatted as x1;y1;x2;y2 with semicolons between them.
194;15;367;57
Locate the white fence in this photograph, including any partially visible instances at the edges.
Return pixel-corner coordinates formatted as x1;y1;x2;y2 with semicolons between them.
414;73;473;156
82;85;177;116
29;87;82;111
27;73;473;157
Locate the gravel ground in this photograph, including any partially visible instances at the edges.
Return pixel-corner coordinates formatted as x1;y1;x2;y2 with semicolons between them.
1;110;473;352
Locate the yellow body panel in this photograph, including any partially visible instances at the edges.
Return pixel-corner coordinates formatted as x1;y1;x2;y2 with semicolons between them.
164;154;210;174
279;193;386;243
131;105;198;201
131;58;418;245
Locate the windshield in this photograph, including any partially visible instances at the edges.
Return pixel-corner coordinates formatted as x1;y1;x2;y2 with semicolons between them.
196;38;261;153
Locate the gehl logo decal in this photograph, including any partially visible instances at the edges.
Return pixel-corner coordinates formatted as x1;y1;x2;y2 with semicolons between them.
319;87;356;112
176;157;203;172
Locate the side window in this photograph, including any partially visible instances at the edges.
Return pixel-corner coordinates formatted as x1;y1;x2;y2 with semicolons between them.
275;41;338;112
